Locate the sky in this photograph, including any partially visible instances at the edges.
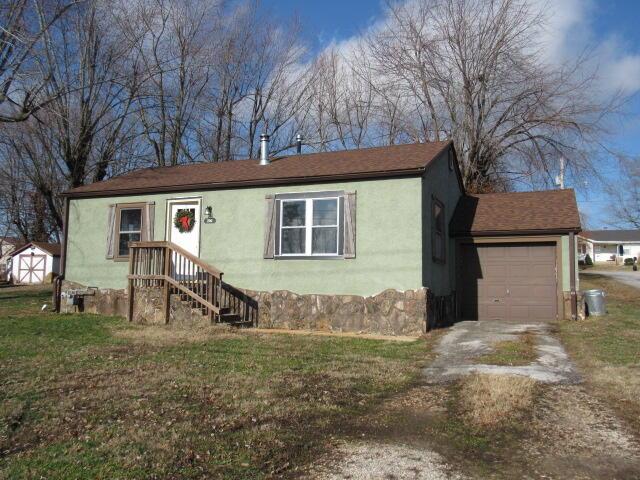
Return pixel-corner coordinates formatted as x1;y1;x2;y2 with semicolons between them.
263;0;640;229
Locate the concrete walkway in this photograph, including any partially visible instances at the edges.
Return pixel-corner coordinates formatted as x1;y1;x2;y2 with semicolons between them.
424;320;581;384
582;269;640;290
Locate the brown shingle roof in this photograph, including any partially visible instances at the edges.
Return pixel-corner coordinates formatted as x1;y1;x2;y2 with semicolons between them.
450;189;581;236
580;230;640;242
11;242;61;257
64;141;453;197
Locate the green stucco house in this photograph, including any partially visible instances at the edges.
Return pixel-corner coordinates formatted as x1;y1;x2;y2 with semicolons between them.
58;140;582;334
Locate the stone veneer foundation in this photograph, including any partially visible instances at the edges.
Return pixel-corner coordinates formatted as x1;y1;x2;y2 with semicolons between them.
60;281;433;336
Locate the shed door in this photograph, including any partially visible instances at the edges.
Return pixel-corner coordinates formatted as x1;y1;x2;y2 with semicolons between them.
460;243;557;321
18;254;46;284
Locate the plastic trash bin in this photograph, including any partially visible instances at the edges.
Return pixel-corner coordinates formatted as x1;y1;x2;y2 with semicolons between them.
583;289;606;316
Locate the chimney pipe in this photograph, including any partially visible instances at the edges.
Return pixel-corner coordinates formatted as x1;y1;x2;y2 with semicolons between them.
260;133;270;165
296;134;303;154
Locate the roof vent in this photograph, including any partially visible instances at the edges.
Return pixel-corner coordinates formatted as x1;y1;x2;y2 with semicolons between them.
260;133;270;165
296;134;303;154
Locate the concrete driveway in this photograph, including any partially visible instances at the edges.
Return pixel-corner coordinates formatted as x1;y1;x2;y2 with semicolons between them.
582;269;640;290
424;319;581;384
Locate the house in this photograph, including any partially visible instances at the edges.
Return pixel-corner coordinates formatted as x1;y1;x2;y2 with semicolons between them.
57;140;581;334
9;242;61;284
1;237;22;281
578;230;640;264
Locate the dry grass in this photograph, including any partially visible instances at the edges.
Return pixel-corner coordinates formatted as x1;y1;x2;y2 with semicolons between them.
475;332;537;366
459;374;537;429
0;287;432;479
112;323;238;345
558;274;640;434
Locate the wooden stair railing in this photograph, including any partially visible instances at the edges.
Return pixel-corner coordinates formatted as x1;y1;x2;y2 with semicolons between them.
126;241;257;325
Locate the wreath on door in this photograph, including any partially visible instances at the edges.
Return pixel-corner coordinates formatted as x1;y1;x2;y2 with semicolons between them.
173;209;196;233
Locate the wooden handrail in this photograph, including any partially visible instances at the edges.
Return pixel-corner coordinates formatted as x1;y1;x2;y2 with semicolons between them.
127;241;256;326
130;241;223;278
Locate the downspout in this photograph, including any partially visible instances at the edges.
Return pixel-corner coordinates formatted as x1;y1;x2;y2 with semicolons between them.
569;232;577;320
54;196;70;312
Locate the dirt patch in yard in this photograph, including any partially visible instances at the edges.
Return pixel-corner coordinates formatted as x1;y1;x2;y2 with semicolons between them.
459;374;537;429
306;374;640;479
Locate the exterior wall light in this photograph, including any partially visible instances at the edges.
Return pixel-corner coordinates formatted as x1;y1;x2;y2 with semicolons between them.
204;206;216;224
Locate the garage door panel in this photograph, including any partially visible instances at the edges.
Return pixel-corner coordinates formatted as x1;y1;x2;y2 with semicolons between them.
486;304;507;320
461;243;557;321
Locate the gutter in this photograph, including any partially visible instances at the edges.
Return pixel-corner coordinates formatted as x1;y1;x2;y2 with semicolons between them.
60;168;427;199
451;228;582;238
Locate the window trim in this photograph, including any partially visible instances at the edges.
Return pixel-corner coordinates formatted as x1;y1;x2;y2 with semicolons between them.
114;203;146;261
432;196;446;264
278;196;341;257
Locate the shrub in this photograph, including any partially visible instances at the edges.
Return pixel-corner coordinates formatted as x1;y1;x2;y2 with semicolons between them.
624;257;634;266
585;253;593;266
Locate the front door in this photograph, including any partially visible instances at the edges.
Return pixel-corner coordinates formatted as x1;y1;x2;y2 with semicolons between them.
167;200;201;257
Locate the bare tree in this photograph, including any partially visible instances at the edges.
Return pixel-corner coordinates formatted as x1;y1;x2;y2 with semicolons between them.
364;0;621;192
0;0;82;122
607;155;640;228
0;0;141;235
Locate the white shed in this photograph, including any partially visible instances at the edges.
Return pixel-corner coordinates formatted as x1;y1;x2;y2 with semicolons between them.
9;242;61;284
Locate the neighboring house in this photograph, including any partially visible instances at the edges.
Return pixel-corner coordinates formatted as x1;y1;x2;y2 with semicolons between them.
1;237;22;281
58;140;582;333
10;242;61;284
578;230;640;264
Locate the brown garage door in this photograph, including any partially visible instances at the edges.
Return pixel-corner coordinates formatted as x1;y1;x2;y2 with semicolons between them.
460;243;557;321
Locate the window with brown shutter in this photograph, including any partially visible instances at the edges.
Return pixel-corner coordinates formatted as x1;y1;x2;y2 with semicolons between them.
432;197;446;263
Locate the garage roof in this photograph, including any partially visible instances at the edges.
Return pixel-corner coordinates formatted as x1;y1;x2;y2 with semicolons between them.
450;189;581;236
63;141;455;198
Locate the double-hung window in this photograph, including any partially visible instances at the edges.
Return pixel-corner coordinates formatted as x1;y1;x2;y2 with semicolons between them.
116;206;143;258
279;196;340;257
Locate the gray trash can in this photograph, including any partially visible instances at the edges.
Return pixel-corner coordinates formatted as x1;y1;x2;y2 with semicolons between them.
583;289;606;316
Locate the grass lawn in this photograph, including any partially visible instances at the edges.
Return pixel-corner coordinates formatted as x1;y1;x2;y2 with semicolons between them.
0;286;432;479
558;274;640;433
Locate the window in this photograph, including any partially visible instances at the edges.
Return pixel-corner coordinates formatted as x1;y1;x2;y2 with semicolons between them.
278;196;340;257
116;206;143;258
432;197;446;263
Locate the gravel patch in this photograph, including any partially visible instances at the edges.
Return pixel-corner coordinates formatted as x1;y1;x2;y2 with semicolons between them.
424;320;581;384
309;441;466;480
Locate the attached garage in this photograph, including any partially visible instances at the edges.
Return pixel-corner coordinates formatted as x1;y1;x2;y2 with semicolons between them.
451;190;582;321
459;242;559;321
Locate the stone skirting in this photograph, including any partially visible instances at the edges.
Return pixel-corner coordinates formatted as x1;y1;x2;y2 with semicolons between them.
245;288;430;336
60;281;432;336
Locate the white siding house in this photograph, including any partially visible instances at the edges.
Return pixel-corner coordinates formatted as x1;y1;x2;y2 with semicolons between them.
578;230;640;264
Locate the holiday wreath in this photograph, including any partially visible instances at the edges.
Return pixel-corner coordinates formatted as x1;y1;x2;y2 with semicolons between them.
173;209;196;233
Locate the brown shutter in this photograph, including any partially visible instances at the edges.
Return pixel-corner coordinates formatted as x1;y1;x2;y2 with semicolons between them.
263;194;277;258
106;204;117;259
143;202;155;241
343;191;356;258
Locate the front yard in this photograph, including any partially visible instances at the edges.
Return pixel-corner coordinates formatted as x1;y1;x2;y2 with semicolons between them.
2;278;640;479
0;286;432;479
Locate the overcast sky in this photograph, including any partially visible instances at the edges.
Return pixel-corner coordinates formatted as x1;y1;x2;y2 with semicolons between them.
264;0;640;229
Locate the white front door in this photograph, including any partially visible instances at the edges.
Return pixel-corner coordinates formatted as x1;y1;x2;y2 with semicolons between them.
167;200;201;257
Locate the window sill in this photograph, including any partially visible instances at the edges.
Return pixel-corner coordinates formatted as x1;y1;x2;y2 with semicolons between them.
274;255;345;260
